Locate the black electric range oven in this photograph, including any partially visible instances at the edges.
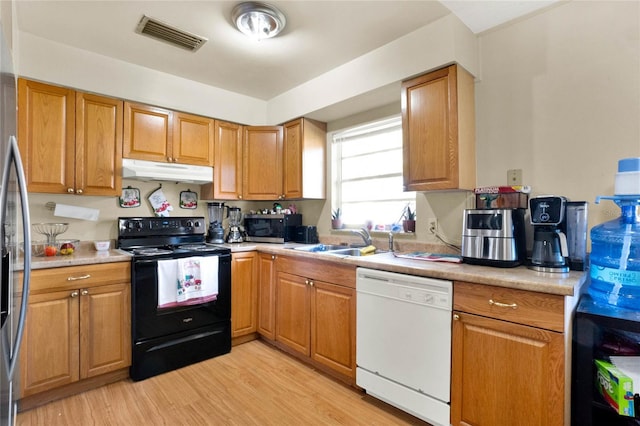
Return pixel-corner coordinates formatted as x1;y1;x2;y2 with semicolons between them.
118;217;231;381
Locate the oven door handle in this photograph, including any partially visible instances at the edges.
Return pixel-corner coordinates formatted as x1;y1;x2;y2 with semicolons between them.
135;259;160;264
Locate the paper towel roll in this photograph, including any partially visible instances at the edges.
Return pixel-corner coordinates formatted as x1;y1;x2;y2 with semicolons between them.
53;203;100;221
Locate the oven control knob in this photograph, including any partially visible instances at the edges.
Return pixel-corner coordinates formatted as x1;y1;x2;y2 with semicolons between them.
186;220;193;228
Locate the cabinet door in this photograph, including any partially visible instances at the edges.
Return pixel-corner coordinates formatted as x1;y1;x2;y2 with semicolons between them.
173;111;214;166
311;280;356;378
215;120;243;199
283;118;326;199
275;271;310;356
20;289;80;397
75;93;123;196
451;311;564;426
401;65;475;191
79;283;131;379
257;253;277;340
17;79;75;194
123;102;173;162
243;126;283;200
231;252;258;338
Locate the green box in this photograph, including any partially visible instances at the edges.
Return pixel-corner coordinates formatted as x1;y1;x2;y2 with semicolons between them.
595;359;635;417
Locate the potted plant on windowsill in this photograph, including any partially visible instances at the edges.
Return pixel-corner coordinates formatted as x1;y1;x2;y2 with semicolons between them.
331;208;343;229
402;205;416;233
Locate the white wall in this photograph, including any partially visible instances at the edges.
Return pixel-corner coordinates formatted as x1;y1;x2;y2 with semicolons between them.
16;32;267;125
267;13;478;124
475;0;640;236
16;12;478;127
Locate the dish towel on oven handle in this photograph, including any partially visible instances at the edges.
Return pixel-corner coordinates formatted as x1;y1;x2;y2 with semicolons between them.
157;256;219;309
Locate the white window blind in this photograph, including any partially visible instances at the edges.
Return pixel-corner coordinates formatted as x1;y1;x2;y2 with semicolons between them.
332;116;415;230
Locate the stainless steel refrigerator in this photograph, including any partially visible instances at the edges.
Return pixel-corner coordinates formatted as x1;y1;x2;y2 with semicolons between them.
0;23;31;426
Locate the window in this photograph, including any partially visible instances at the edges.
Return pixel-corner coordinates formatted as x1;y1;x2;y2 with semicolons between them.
332;116;415;231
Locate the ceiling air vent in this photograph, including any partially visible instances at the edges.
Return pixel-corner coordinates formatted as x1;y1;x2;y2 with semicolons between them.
136;15;207;52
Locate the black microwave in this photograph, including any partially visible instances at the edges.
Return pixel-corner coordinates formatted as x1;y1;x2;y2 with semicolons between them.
244;214;302;243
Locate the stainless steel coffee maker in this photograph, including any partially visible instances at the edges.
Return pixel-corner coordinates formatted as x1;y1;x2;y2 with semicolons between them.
528;196;588;273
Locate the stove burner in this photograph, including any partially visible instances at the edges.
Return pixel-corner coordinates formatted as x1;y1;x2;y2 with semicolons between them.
132;248;173;256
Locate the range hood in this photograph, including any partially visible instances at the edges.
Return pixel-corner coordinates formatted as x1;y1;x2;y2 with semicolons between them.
122;158;213;184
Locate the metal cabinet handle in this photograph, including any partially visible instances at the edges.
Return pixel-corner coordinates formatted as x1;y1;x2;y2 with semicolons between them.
67;188;74;193
453;314;460;321
309;280;314;287
76;188;83;194
70;291;79;298
489;299;518;309
67;274;91;281
81;289;89;296
271;255;276;260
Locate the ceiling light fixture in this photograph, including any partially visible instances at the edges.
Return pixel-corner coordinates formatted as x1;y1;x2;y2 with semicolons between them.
231;2;286;40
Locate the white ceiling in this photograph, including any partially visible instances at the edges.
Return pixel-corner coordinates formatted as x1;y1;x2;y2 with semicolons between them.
15;0;559;103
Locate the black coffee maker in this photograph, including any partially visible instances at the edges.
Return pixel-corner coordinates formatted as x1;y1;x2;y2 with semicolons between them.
529;196;570;273
528;195;588;272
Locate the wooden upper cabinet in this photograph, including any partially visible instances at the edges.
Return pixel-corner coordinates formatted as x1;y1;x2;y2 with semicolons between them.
202;120;243;200
243;126;283;200
172;111;214;166
401;64;476;191
123;102;173;163
17;79;122;195
283;118;326;199
123;102;214;166
76;92;123;196
202;117;326;201
18;79;75;194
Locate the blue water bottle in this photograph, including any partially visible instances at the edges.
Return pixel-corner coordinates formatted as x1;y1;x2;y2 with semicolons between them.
588;158;640;309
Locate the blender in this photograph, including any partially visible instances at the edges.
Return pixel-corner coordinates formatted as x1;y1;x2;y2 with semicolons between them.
226;207;244;243
206;202;227;243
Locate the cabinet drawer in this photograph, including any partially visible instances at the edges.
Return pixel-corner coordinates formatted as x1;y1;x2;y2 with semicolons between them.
453;281;564;332
30;262;131;294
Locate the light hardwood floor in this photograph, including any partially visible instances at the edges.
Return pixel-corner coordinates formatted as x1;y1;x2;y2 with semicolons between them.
17;340;430;425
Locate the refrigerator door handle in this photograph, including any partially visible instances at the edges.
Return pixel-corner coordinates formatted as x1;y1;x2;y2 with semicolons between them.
0;135;31;379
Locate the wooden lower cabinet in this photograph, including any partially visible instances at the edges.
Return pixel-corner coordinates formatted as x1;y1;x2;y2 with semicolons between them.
273;256;356;383
231;252;258;339
257;253;277;340
451;282;565;426
19;263;131;400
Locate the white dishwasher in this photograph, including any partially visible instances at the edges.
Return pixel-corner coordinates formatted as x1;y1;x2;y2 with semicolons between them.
356;267;452;426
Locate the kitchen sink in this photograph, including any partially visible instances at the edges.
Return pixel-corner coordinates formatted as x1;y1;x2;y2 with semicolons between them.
291;244;385;257
291;244;349;252
324;248;369;257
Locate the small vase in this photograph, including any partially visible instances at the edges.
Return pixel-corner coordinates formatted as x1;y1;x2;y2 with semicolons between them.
331;219;343;229
403;220;415;233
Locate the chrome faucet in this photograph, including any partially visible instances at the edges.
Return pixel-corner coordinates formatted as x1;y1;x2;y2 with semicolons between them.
351;228;372;246
388;232;394;252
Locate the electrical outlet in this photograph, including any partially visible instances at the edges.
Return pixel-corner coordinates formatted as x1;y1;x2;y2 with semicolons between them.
507;169;523;185
428;219;438;234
